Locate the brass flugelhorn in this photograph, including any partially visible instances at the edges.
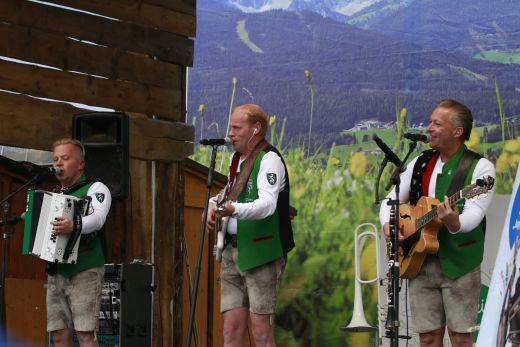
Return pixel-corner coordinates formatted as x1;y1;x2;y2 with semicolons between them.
341;223;381;333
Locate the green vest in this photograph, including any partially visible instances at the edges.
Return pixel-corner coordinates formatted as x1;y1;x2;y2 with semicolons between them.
435;145;484;279
57;176;106;278
236;151;285;271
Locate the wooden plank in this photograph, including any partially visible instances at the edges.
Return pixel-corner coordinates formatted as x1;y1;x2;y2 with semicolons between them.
129;115;194;161
130;135;194;162
0;59;182;120
144;0;196;16
0;92;193;161
104;159;152;264
183;164;226;346
153;161;182;346
5;278;47;346
130;114;194;142
0;22;182;89
0;0;194;66
47;0;196;37
0;92;74;152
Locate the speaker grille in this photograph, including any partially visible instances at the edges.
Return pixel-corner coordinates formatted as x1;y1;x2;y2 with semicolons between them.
72;112;129;199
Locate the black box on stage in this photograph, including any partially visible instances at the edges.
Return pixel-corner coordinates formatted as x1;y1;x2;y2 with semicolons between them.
72;112;129;199
100;263;153;347
49;263;153;347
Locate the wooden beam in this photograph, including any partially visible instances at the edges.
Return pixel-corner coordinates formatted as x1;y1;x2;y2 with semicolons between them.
46;0;196;37
0;22;181;90
0;59;181;120
144;0;196;16
0;92;194;161
0;0;194;66
153;161;183;346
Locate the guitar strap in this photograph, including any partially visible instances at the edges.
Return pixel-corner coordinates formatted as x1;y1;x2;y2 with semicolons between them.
446;149;482;196
227;139;269;202
410;149;437;205
446;149;486;236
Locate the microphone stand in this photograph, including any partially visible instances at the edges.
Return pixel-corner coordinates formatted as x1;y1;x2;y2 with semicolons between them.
374;139;418;347
0;172;41;343
184;143;222;347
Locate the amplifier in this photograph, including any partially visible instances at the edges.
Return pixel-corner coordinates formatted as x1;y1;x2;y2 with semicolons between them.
49;262;153;347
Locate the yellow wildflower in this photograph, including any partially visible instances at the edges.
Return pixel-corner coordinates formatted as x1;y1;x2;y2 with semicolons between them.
511;153;520;167
496;152;510;174
466;129;480;151
399;107;407;121
504;137;520;153
304;69;311;82
269;115;276;127
350;152;368;178
329;157;340;166
198;104;205;113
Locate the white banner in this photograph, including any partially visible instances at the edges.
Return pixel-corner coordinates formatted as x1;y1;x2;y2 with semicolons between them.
477;164;520;347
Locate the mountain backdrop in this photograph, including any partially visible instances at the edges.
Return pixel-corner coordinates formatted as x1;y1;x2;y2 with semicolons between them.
188;0;520;143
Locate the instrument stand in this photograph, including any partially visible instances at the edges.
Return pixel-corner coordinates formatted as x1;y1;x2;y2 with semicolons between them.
375;140;418;347
0;173;41;344
184;144;223;347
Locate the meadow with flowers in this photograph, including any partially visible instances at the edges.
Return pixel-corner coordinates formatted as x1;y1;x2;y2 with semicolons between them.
189;75;519;346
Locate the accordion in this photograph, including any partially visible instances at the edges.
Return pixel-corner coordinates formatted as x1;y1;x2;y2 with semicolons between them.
22;190;90;263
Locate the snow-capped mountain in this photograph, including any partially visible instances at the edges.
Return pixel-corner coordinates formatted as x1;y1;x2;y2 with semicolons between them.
226;0;396;18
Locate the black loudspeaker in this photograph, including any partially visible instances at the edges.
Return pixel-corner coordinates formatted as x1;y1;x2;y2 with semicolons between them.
72;112;129;199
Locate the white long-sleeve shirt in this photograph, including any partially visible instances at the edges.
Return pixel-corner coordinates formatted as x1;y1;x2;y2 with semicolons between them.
225;151;286;235
81;181;112;234
379;154;495;234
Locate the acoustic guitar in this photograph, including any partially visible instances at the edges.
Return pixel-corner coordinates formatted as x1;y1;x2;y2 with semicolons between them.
396;175;494;279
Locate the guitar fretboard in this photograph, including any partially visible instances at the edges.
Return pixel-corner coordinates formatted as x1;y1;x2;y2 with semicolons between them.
415;191;462;229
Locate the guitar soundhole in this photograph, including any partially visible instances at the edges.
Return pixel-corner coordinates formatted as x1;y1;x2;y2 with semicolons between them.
401;229;420;257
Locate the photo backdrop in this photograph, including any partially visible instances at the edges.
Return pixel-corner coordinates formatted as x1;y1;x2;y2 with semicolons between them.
188;1;520;345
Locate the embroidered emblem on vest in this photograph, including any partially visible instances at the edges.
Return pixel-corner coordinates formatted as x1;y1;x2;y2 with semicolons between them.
95;193;105;203
266;173;277;185
246;179;253;195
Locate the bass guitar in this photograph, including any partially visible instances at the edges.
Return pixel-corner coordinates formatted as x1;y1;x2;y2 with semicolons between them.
397;175;494;279
213;186;229;262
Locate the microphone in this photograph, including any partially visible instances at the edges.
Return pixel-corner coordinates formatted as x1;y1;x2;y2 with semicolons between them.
404;133;431;143
46;167;62;175
0;212;25;226
199;137;231;146
27;165;62;175
372;134;402;167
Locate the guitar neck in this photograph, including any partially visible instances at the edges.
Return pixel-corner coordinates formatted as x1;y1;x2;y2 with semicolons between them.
416;191;462;229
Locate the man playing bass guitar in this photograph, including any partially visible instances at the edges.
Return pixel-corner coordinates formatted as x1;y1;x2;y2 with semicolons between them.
379;99;495;347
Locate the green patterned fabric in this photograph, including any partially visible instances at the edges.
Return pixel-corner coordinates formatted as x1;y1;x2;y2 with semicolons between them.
434;146;484;279
57;176;105;278
236;151;285;271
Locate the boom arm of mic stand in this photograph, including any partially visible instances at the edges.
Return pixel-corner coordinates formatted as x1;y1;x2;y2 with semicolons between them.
374;157;389;205
385;141;418;191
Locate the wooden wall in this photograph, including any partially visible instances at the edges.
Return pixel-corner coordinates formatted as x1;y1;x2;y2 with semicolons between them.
184;160;226;347
183;160;256;347
0;0;196;346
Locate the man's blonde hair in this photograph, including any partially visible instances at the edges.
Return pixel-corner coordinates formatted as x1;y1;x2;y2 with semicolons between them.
233;104;268;137
52;138;85;159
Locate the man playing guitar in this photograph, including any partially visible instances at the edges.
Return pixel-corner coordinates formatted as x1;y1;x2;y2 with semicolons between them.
206;104;295;347
379;99;495;347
